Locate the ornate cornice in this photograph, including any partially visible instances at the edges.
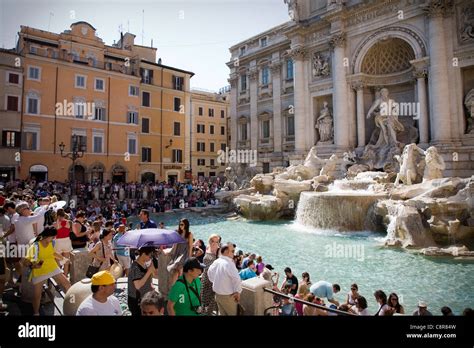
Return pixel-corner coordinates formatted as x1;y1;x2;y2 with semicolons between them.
248;69;258;81
423;0;454;18
287;46;308;60
329;33;346;48
270;61;282;73
412;68;428;79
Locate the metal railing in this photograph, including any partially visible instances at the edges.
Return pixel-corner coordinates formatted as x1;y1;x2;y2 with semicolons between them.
263;287;356;316
45;278;66;316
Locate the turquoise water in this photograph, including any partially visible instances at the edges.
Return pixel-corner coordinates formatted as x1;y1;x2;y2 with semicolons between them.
134;212;474;315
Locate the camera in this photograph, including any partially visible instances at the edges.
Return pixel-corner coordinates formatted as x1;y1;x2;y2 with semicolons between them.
193;306;203;314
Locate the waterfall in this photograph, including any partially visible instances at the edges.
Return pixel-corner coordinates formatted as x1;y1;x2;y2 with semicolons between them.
296;191;387;231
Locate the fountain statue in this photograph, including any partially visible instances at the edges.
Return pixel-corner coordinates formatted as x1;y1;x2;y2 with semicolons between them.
348;87;405;173
394;143;425;186
423;146;446;182
315;101;333;144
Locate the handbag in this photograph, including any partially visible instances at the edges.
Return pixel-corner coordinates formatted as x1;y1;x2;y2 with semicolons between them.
86;242;105;278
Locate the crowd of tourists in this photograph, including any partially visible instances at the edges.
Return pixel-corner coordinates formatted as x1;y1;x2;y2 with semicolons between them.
0;179;223;220
0;180;473;317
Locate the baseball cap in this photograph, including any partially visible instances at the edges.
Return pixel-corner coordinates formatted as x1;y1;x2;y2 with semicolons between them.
265;264;274;271
91;270;116;286
183;257;206;272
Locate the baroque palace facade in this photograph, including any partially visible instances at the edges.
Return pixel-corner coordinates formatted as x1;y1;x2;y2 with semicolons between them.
227;0;474;177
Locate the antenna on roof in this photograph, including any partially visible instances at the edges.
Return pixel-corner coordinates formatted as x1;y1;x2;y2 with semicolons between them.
142;9;145;46
48;12;54;31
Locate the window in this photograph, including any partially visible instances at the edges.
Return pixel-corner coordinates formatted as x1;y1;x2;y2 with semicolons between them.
7;96;19;111
172;149;182;163
94;107;106;121
128;138;137;154
71;135;87;152
240;74;247;91
28;66;40;81
127;111;139;124
142;91;150;107
8;73;20;84
286;59;294;80
22;131;38;150
2;131;20;147
261;67;269;86
198;107;203;116
27;96;39;114
262;120;270;138
30;46;37;54
174;122;181;136
209;171;216;177
221;126;225;135
197;124;205;133
197;159;205;166
221;110;225;118
95;78;104;91
210;125;214;135
210;159;215;166
261;37;267;47
75;102;85;119
75;75;86;88
142;147;152;162
210;142;215;152
220;143;226;151
240;123;247;140
240;46;246;55
93;135;103;153
174;97;181;112
129;85;139;96
197;142;206;152
208;108;214;117
140;68;153;84
142;118;150;133
173;76;184;91
287;115;295;136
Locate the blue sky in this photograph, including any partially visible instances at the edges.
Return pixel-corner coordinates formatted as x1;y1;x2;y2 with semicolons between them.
0;0;290;91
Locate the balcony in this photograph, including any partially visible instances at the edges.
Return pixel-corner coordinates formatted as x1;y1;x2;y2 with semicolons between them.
283;135;295;151
258;137;273;152
237;139;250;149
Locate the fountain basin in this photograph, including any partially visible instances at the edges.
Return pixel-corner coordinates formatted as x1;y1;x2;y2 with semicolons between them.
296;191;387;231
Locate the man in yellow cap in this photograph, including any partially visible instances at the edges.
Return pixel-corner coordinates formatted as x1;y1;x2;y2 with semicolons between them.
76;271;122;316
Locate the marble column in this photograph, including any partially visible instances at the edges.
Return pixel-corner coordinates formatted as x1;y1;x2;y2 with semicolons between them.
413;69;429;145
270;60;282;153
330;34;350;149
289;46;308;152
228;74;238;150
249;67;258;151
354;83;365;148
426;1;452;143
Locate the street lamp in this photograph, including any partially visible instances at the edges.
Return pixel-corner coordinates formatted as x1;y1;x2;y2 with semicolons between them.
59;134;85;196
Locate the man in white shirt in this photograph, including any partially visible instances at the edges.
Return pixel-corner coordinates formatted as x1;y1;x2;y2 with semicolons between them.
76;270;122;316
207;243;242;316
13;202;47;246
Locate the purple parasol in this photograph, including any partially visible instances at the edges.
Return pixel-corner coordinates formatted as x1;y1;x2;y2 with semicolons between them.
116;228;185;248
